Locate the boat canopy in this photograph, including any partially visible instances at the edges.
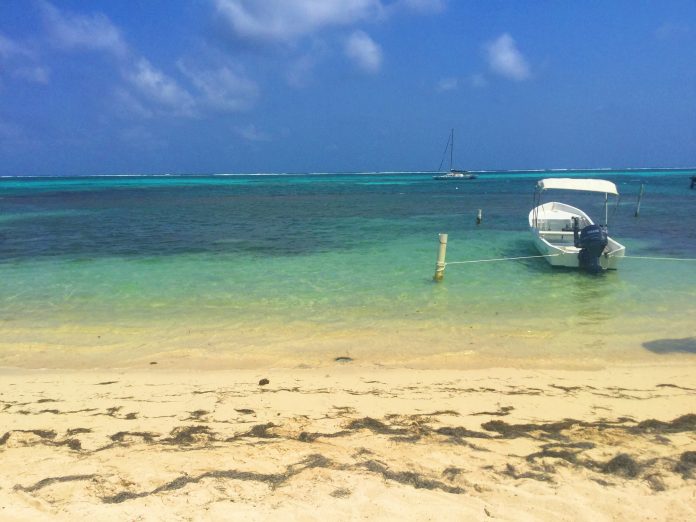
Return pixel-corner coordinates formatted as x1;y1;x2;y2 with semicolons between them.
536;178;619;196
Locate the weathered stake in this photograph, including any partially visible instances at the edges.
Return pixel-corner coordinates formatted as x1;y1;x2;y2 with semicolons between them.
476;209;482;225
635;183;644;217
433;233;448;282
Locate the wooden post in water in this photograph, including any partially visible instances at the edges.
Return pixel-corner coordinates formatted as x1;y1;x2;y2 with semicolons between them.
476;209;482;225
635;183;645;217
433;233;448;282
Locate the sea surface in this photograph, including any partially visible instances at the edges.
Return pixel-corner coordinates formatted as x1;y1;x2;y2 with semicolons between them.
1;170;695;369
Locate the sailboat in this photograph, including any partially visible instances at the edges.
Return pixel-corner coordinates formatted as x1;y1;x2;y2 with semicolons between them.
433;129;476;180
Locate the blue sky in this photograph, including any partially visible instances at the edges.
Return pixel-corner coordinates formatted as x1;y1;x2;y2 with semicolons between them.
1;0;695;175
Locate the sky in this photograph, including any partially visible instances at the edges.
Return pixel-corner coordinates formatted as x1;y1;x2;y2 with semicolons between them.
1;0;696;175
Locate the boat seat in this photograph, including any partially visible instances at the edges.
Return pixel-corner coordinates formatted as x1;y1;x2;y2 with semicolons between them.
539;230;576;237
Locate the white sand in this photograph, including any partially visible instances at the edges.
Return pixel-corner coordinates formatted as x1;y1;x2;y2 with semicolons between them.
1;364;695;520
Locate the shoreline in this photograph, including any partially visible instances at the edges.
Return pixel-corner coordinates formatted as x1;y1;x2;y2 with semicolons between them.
2;364;695;520
1;353;696;372
2;319;694;371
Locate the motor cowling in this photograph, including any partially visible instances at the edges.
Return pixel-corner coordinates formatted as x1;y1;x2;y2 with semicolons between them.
573;223;608;273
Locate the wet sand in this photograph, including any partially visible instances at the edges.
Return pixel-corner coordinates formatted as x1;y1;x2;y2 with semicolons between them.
1;364;695;520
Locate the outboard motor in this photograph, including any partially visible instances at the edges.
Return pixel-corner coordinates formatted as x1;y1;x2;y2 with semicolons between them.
572;217;608;274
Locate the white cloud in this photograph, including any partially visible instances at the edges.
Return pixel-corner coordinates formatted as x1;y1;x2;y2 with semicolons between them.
213;0;384;42
39;2;259;117
436;77;458;91
39;3;197;117
213;0;443;43
126;59;196;117
485;33;530;81
120;58;259;118
178;62;259;112
345;30;382;73
40;0;128;57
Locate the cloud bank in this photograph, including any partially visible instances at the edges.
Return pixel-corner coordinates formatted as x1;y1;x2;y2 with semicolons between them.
3;0;449;132
40;0;128;57
126;59;196;117
213;0;384;42
212;0;444;81
178;61;259;112
36;2;259;118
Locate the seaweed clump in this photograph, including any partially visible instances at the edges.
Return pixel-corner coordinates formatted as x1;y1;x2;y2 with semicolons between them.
163;425;215;445
600;454;641;478
675;451;696;478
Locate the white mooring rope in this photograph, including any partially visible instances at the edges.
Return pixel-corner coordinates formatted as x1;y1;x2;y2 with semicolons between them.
622;255;696;262
444;253;696;266
445;253;561;265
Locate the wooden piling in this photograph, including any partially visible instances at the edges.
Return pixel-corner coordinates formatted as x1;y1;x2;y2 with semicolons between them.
476;209;482;225
635;183;644;217
433;233;448;282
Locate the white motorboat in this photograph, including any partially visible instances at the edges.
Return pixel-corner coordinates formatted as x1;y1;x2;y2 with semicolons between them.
433;129;477;180
529;178;625;272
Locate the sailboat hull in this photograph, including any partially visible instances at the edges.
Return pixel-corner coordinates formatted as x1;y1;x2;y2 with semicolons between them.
433;171;477;180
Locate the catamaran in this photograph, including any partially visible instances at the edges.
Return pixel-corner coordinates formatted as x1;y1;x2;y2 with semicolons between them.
529;178;625;272
433;129;476;180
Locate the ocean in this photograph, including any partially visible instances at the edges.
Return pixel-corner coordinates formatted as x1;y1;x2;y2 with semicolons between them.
1;170;695;369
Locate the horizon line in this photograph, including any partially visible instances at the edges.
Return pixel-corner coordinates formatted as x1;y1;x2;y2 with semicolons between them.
2;166;696;179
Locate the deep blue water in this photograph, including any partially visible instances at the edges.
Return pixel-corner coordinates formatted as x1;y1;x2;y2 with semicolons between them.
2;170;694;261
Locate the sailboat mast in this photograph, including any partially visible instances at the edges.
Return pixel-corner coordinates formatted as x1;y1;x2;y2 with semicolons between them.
450;128;454;171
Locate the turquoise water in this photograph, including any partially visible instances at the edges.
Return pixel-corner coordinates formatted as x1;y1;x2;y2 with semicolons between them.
1;170;695;368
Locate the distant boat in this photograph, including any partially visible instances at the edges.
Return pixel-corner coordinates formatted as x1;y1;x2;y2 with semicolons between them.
433;129;476;180
529;178;625;273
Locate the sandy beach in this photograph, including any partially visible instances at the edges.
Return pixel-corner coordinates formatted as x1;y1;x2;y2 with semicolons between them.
1;363;695;521
4;0;696;519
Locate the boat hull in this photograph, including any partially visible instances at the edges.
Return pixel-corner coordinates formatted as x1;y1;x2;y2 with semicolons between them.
529;202;625;270
530;230;624;269
433;172;476;180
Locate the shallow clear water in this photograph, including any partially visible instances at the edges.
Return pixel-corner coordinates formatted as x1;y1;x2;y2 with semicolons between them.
1;170;695;368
